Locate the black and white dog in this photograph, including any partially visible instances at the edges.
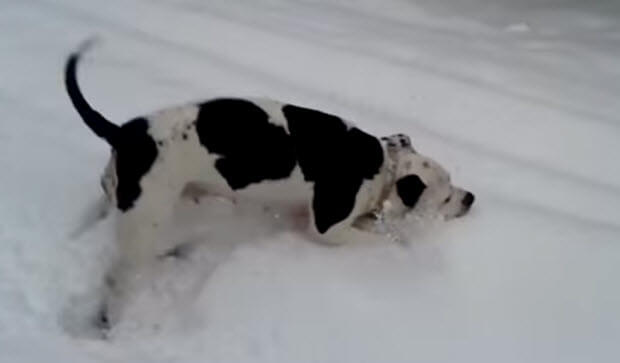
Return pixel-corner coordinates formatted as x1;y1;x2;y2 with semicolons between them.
65;43;474;327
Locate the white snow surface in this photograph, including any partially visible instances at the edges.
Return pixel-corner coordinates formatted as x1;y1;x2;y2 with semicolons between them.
1;0;620;362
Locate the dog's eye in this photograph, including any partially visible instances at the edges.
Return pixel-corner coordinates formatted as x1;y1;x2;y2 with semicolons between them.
443;196;451;204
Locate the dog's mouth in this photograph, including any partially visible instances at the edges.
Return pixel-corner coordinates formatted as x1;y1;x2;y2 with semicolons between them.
453;201;475;219
443;204;474;220
453;208;471;218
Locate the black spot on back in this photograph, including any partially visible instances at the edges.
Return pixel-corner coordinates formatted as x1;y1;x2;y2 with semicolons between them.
283;105;383;233
114;117;158;211
195;99;296;190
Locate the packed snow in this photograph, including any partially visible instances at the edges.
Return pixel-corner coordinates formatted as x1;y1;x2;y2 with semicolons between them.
1;0;619;362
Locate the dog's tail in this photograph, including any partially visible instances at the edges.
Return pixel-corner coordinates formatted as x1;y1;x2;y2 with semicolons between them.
65;39;120;146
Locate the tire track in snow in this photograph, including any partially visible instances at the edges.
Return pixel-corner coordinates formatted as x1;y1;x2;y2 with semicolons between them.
195;0;620;129
484;192;620;235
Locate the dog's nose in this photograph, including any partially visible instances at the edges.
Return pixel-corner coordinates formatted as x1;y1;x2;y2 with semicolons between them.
462;192;475;208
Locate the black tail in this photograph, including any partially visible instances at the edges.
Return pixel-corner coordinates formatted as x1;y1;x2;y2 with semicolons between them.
64;40;120;146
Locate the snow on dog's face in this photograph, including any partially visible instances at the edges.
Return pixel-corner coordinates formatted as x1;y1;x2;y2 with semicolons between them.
381;134;475;221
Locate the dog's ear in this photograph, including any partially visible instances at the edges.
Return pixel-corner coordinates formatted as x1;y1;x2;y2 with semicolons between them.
396;175;426;207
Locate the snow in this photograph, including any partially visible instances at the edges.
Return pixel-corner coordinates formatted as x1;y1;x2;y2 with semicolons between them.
1;0;619;362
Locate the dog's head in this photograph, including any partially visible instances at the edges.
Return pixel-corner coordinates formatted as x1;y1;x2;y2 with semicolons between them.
380;134;475;220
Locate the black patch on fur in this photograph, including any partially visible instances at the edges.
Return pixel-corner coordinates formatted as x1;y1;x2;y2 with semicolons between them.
396;175;426;208
193;99;383;233
283;105;383;233
195;99;297;190
114;118;158;211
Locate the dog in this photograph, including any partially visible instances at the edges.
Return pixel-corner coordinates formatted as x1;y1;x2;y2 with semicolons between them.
65;43;474;328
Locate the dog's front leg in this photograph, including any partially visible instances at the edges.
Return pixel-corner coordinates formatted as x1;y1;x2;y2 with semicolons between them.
307;210;390;246
310;223;390;246
101;189;178;329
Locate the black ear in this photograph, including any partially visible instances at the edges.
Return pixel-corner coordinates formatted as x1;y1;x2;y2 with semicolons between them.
396;175;426;208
